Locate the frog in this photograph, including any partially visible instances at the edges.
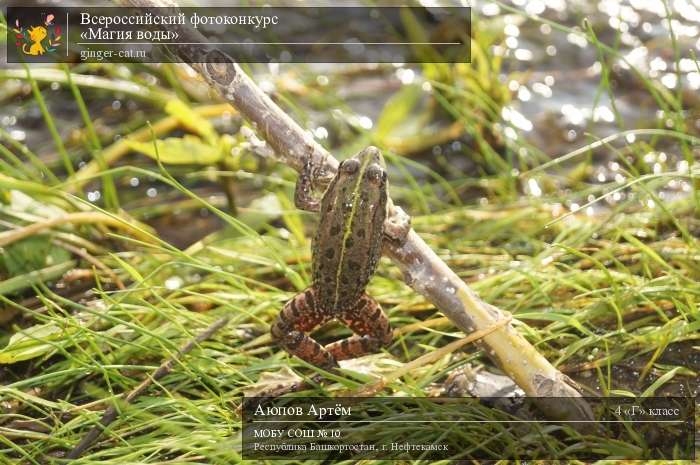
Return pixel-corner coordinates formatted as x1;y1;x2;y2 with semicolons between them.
271;146;408;369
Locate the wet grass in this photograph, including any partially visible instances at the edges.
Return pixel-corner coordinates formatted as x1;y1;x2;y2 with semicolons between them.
0;3;699;464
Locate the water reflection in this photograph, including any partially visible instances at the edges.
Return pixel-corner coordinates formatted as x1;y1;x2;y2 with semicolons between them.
477;0;699;207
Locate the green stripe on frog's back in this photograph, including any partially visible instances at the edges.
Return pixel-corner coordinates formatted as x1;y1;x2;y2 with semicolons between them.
311;151;386;313
332;153;375;309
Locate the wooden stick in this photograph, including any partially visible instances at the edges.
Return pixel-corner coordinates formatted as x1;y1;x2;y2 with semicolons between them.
117;0;592;419
352;316;513;397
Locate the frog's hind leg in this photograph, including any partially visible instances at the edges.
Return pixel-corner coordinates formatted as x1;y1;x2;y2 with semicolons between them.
271;288;337;368
325;294;392;362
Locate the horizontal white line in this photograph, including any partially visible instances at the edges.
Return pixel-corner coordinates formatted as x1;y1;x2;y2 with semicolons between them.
250;420;685;423
76;42;461;45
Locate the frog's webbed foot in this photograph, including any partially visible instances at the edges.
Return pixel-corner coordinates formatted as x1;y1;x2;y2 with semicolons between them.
294;156;330;213
325;294;392;362
384;202;411;244
271;288;338;369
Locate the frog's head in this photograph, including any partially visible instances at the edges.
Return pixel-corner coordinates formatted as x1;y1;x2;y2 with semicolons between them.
338;146;387;188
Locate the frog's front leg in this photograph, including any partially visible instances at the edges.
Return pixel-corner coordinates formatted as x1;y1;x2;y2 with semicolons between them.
325;294;392;361
271;288;338;368
384;201;411;243
294;158;325;212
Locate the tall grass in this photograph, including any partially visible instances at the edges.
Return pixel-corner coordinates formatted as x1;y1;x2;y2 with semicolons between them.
0;1;698;463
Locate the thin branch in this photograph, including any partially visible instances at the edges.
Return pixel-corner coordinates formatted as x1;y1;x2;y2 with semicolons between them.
66;316;230;460
120;0;592;420
52;239;126;290
351;315;513;396
0;211;154;247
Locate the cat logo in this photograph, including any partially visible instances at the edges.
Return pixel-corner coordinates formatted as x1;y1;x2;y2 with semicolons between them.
13;13;62;56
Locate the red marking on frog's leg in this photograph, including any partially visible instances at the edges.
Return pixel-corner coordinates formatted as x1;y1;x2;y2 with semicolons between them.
325;293;392;362
271;288;337;368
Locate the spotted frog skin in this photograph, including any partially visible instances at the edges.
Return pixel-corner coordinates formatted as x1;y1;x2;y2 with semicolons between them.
271;147;393;368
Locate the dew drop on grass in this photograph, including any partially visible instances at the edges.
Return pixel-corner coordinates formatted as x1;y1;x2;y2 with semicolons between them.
661;73;678;89
532;82;552;97
165;276;183;290
527;178;542;197
481;3;499;16
517;86;532;101
504;24;519;37
514;49;533;61
313;126;328;139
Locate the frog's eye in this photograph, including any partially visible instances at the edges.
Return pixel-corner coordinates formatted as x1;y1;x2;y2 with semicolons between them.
366;165;386;184
340;159;360;174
